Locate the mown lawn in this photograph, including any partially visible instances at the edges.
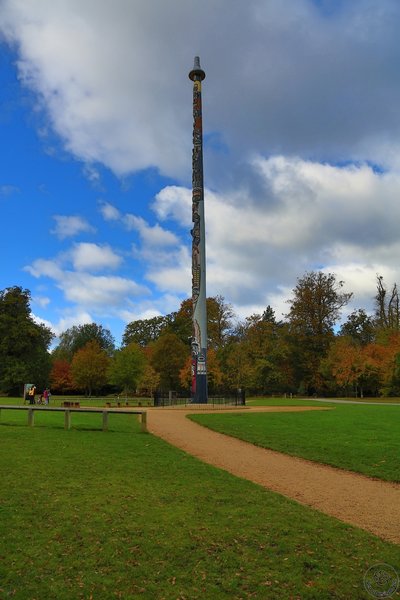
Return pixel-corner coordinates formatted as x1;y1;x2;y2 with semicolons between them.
0;409;399;599
190;404;400;482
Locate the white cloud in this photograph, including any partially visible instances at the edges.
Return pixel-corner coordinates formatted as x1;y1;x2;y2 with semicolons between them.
99;201;121;221
25;253;148;314
152;156;400;315
125;214;179;247
32;295;50;308
62;272;147;307
153;186;192;227
3;0;400;180
51;215;95;239
70;242;122;271
32;309;93;337
0;185;20;196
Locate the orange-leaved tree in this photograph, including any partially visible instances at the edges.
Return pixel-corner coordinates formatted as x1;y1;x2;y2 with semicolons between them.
70;340;110;396
50;359;75;394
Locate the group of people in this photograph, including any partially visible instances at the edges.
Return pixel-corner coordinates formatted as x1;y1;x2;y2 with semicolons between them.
27;385;51;405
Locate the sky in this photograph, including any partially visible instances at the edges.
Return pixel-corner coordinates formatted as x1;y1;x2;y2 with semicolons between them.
2;0;400;347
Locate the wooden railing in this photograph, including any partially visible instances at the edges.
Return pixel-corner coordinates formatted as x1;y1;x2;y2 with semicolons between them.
0;405;147;432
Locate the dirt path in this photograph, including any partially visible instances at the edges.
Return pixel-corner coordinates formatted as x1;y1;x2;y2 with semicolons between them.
146;406;400;544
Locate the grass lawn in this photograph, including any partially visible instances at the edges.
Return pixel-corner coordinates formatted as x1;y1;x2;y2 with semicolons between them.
247;396;400;406
190;404;400;482
0;410;399;599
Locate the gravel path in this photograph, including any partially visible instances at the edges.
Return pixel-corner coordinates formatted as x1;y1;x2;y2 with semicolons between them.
147;406;400;544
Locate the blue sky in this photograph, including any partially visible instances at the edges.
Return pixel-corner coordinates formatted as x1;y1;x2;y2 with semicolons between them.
2;0;400;346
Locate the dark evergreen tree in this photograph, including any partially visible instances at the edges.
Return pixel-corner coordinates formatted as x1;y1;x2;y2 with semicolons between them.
0;287;53;394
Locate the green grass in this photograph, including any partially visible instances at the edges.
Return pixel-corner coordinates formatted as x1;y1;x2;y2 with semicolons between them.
247;397;337;407
0;411;399;599
247;396;400;405
190;404;400;482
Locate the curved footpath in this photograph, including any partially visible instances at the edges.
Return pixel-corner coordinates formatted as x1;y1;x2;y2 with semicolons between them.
146;406;400;545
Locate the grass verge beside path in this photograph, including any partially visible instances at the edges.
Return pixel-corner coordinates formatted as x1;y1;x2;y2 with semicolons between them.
0;412;399;599
190;404;400;482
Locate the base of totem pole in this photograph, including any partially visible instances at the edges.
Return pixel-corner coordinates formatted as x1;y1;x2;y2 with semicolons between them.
193;373;208;404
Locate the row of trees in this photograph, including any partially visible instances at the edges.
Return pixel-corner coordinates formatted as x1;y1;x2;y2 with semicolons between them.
2;272;400;397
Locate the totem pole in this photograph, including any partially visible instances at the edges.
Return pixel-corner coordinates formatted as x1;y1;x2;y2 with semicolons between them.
189;56;208;403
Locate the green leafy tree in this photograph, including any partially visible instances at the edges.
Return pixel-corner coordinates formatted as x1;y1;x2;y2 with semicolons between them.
53;323;115;361
70;340;110;396
207;295;235;350
166;296;235;348
0;287;53;394
339;309;375;346
122;315;172;347
286;271;352;394
151;332;189;390
223;313;292;393
108;343;146;394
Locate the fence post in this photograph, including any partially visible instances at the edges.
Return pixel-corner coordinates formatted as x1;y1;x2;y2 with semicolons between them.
102;411;109;431
64;410;71;430
28;408;34;427
141;411;147;433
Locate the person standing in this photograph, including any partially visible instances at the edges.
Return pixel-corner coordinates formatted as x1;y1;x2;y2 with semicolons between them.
43;388;48;405
28;385;36;405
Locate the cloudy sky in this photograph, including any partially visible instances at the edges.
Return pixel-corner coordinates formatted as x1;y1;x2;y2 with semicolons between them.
1;0;400;345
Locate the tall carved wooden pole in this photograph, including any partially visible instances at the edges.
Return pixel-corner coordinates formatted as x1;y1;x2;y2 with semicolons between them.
189;56;208;403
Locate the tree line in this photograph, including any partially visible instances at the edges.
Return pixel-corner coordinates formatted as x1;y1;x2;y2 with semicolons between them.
2;272;400;397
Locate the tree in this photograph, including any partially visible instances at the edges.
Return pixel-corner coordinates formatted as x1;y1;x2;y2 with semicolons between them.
108;343;146;394
207;295;235;350
70;341;110;396
224;313;292;394
50;359;75;394
286;271;352;393
375;275;400;331
167;296;235;348
151;332;189;390
324;336;366;396
339;309;375;346
122;315;172;347
0;286;54;394
53;323;115;361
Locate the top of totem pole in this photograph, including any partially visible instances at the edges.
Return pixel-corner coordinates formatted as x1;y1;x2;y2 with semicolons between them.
189;56;206;81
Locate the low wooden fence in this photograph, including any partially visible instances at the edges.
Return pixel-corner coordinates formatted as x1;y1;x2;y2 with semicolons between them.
0;405;147;432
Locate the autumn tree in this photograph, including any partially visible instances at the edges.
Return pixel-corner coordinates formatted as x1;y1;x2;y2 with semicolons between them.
53;323;115;361
324;337;366;396
286;271;352;393
0;286;53;394
223;313;292;393
50;359;75;394
108;343;146;394
70;340;110;396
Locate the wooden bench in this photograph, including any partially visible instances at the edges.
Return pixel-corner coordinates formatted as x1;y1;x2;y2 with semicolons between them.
0;405;147;432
